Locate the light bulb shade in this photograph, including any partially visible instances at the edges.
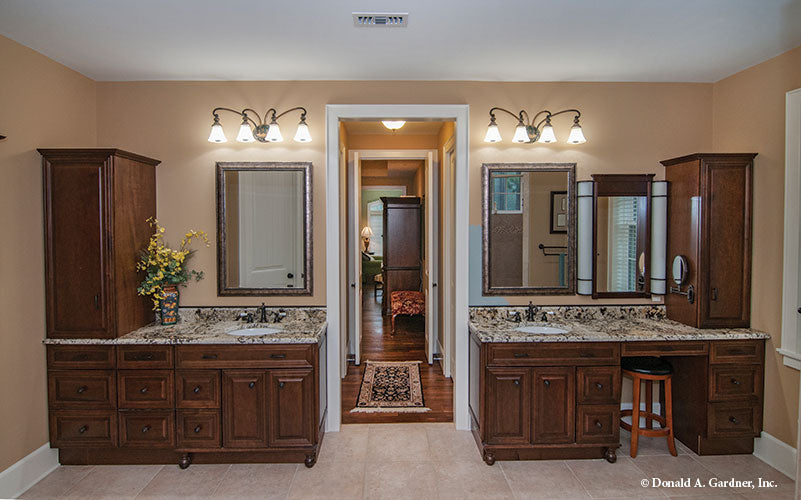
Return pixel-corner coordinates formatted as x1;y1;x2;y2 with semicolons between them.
538;123;557;143
382;120;406;131
484;122;502;143
208;122;227;143
265;122;283;142
650;181;668;295
577;181;594;295
236;122;255;143
361;226;374;237
512;123;529;143
567;123;586;144
294;121;312;142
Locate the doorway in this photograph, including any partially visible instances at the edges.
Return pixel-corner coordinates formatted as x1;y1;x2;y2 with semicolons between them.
325;104;470;432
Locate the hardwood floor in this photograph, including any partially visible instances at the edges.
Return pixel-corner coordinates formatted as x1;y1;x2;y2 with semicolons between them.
341;284;453;424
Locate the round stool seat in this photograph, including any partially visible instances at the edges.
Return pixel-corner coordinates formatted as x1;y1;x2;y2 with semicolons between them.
622;356;672;376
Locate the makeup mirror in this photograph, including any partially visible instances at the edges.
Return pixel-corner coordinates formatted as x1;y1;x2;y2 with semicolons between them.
672;255;688;286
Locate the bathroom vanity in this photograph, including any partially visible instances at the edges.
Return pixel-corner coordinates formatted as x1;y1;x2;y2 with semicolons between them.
44;307;328;469
469;306;768;465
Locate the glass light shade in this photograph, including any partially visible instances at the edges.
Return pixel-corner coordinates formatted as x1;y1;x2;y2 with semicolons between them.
208;122;227;143
265;122;283;142
567;124;586;144
294;121;312;142
576;181;594;295
650;181;668;295
484;122;502;143
538;123;557;143
512;123;529;143
361;226;374;237
236;121;255;143
382;120;405;130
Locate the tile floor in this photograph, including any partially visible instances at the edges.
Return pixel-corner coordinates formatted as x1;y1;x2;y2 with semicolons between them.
19;423;795;499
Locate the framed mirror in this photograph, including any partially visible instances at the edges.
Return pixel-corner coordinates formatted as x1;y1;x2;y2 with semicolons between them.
591;174;654;298
482;163;576;295
216;162;313;296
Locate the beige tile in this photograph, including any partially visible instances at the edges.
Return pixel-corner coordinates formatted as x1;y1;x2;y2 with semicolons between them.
434;460;514;500
425;425;482;463
135;464;230;499
689;454;794;492
629;455;730;497
211;464;297;500
500;460;590;499
567;457;667;498
366;423;430;462
286;461;365;500
737;483;796;499
316;424;370;463
62;465;163;500
363;461;439;500
20;466;95;499
620;430;689;457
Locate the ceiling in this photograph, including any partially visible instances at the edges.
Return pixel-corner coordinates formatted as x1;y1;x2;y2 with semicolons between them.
362;160;424;179
1;1;800;82
343;121;445;135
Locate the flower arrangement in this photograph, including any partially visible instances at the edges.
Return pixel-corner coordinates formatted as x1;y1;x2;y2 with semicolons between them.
136;217;210;308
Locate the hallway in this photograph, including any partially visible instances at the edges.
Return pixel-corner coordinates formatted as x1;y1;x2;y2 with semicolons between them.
341;284;453;424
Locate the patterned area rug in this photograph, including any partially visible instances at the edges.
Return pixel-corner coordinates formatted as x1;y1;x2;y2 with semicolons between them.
351;361;430;413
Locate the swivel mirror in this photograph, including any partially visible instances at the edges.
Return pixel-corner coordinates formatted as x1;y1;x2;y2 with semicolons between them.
482;163;576;295
672;255;688;285
592;174;654;298
216;162;312;296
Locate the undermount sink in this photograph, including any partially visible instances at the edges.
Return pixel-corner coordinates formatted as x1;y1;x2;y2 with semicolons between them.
226;327;282;336
515;325;569;335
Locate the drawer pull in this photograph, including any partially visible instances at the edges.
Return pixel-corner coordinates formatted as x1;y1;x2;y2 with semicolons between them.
513;353;529;358
76;386;88;394
595;420;603;429
544;380;551;387
194;425;202;434
270;354;287;359
513;380;519;386
135;353;154;361
142;425;151;433
74;354;89;361
140;387;148;394
595;382;603;390
731;379;741;386
193;386;201;394
248;381;256;389
729;416;739;425
202;354;218;360
579;352;594;358
279;382;285;388
78;425;88;434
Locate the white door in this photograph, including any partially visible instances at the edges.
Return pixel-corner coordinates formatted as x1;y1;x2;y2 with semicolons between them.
239;170;302;288
349;153;363;365
442;142;456;378
425;152;439;365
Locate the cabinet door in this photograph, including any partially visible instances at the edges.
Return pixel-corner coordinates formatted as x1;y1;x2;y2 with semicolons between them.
268;368;315;447
532;367;575;444
222;370;268;448
484;367;531;445
44;161;110;337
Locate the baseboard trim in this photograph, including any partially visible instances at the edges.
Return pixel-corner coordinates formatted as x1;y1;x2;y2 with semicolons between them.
0;442;59;499
753;431;797;480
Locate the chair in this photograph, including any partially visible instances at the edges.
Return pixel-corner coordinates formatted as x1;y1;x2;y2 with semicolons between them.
620;356;677;458
389;290;425;335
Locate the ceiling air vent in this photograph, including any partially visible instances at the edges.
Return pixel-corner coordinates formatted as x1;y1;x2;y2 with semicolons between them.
353;12;408;28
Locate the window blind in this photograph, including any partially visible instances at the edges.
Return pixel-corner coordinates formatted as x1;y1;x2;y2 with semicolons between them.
609;197;639;291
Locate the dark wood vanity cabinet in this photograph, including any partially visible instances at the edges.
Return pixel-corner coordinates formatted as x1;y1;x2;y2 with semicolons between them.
661;153;756;328
47;342;325;468
39;149;160;339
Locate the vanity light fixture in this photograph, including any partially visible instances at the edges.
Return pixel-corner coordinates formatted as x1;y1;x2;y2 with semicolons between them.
382;120;406;131
484;107;586;144
207;107;311;143
576;180;594;295
650;181;668;295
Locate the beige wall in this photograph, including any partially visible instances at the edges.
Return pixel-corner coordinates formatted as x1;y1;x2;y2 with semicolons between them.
0;35;97;472
712;45;801;447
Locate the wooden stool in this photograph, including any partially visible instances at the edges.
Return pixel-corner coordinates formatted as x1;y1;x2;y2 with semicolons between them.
620;356;677;458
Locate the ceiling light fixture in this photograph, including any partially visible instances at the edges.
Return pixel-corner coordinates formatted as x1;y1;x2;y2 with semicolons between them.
484;107;586;144
207;106;311;143
382;120;406;131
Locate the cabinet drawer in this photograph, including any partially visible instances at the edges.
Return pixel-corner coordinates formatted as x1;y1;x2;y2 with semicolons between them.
117;346;173;369
576;366;620;405
119;410;175;448
118;370;174;409
707;403;760;438
576;405;620;444
176;345;314;369
177;410;220;449
176;370;220;408
48;370;116;409
621;341;708;357
50;410;117;447
709;340;764;365
487;343;619;366
47;345;115;369
709;365;762;402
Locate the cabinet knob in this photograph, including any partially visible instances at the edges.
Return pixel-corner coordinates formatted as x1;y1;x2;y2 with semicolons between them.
141;425;151;433
595;382;603;390
595;420;603;429
731;379;741;386
193;386;201;394
78;425;88;434
729;416;739;425
194;426;202;434
513;380;519;386
711;287;718;301
140;387;148;394
76;386;87;394
544;380;551;387
279;382;285;388
136;353;154;361
249;381;256;389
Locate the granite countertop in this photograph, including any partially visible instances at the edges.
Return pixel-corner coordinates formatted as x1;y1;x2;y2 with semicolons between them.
469;305;769;343
43;307;327;345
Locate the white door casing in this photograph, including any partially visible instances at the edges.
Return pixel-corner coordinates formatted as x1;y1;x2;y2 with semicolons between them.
349;152;363;365
442;138;456;378
425;151;439;364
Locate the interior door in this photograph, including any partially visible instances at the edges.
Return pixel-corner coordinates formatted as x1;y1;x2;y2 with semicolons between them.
444;144;456;377
425;152;439;364
238;170;302;288
350;153;363;365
